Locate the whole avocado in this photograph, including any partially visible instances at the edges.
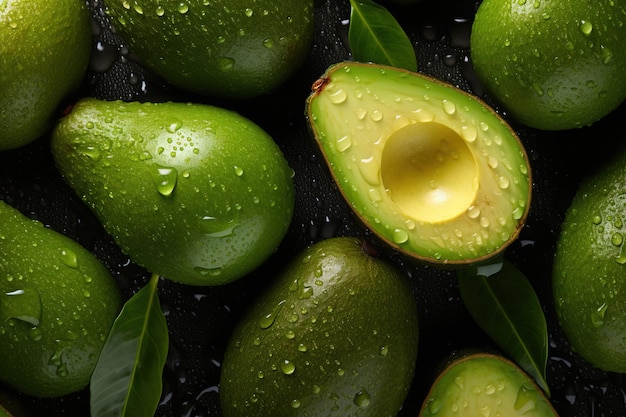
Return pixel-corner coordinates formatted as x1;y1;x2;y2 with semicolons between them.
103;0;315;99
470;0;626;130
51;98;294;286
553;146;626;373
0;0;91;150
0;200;121;398
220;237;419;417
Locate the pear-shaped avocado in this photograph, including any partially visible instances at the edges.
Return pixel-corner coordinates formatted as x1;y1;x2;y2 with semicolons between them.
51;98;294;286
220;237;419;417
306;62;531;266
553;146;626;373
0;200;121;398
103;0;314;99
0;0;91;150
420;352;559;417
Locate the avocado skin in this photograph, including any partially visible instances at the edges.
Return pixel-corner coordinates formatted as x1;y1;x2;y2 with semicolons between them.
220;237;419;417
0;200;121;398
51;98;294;286
470;0;626;130
0;0;91;150
420;353;559;417
553;148;626;373
103;0;314;99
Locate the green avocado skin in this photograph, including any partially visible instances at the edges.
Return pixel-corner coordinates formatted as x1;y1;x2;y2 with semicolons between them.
104;0;314;99
0;200;121;398
0;0;91;150
553;148;626;373
220;237;419;417
51;98;294;286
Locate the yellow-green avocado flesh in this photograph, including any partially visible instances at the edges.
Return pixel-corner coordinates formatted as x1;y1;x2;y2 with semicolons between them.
306;62;531;265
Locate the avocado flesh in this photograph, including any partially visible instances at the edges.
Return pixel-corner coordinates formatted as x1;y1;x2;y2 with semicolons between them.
306;62;531;265
420;353;559;417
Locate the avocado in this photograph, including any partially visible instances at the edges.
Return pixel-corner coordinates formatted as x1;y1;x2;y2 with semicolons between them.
51;98;294;286
470;0;626;130
220;237;419;417
306;62;531;266
103;0;315;99
0;0;92;150
0;200;121;398
419;352;559;417
553;146;626;373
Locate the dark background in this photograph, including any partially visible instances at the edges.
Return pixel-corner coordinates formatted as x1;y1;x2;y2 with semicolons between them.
1;0;625;415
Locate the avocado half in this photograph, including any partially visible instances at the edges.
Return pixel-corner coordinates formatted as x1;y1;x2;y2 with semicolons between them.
306;62;531;265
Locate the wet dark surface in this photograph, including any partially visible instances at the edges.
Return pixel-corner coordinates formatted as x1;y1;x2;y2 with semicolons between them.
1;0;625;415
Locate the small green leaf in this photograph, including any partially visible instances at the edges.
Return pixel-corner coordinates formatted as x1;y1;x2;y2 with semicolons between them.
348;0;418;71
457;258;550;396
90;274;169;417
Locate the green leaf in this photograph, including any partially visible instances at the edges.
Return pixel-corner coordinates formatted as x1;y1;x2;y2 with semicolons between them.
457;259;550;396
90;274;169;417
348;0;418;71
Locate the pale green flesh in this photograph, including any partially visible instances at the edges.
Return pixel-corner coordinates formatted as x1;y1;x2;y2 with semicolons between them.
420;355;558;417
308;62;531;264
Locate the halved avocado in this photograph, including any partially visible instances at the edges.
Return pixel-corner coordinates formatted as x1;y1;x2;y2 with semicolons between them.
419;352;559;417
306;62;531;265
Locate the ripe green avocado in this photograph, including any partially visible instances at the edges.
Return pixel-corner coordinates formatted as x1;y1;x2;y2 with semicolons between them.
420;352;559;417
51;98;294;286
0;0;91;150
470;0;626;130
103;0;315;99
0;200;121;398
220;237;419;417
306;62;531;266
553;146;626;373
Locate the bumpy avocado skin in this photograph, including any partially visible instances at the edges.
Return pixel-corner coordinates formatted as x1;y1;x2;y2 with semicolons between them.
220;237;419;417
553;148;626;373
0;0;91;150
104;0;314;99
51;98;294;286
0;200;121;398
420;353;559;417
306;62;531;266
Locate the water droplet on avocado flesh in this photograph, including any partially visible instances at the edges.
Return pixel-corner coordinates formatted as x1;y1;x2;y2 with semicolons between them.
306;62;531;265
419;353;559;417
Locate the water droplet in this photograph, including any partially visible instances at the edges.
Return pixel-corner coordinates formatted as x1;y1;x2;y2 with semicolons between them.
193;266;222;277
262;38;273;48
259;300;286;329
580;20;593;35
177;2;189;13
152;165;178;196
442;100;456;115
467;206;481;219
328;88;347;104
60;248;78;268
336;135;352;152
354;390;371;408
218;57;235;72
379;345;389;356
591;302;608;327
244;8;253;17
611;232;623;246
166;120;183;133
155;6;165;16
290;399;301;408
234;166;244;176
281;359;296;375
199;216;237;237
392;228;409;244
514;386;537;413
